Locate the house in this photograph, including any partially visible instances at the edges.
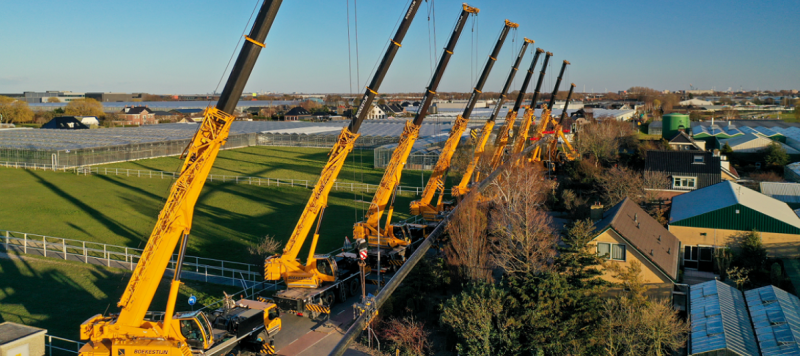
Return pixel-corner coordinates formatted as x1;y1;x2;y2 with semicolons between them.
119;106;156;125
284;107;311;121
688;280;759;356
645;150;723;190
668;131;706;151
367;104;386;119
41;116;89;130
589;198;680;297
669;181;800;261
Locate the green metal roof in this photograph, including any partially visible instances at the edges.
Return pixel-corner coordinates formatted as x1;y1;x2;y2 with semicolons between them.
670;181;800;234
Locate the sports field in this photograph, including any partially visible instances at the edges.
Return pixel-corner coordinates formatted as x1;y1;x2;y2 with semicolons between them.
0;255;233;340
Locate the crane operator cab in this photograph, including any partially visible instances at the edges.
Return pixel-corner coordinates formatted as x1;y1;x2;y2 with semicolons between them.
315;254;338;279
177;312;213;350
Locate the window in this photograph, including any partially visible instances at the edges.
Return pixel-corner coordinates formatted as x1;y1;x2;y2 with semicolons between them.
596;242;626;261
693;155;705;164
673;176;697;189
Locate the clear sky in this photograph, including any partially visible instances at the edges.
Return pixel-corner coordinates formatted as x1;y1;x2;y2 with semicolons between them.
1;0;797;95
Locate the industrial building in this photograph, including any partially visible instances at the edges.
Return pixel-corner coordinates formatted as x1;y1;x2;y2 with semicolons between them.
688;281;758;356
669;181;800;261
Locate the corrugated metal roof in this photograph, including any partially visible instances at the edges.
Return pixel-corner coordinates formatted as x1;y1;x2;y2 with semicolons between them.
670;181;800;230
745;285;800;356
761;183;800;205
689;280;759;356
719;133;800;154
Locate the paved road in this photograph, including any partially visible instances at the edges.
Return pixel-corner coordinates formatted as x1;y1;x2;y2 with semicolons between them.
273;285;378;356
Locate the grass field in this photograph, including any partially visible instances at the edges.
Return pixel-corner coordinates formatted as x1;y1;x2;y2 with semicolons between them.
0;255;234;339
0;145;456;338
98;146;437;188
0;166;417;261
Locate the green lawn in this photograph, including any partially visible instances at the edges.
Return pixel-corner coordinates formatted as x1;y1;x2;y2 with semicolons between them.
97;146;436;188
0;165;416;262
0;255;234;340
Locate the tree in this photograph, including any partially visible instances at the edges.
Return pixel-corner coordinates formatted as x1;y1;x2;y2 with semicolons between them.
488;165;558;275
65;98;104;117
379;316;430;356
247;235;282;266
46;97;61;103
721;142;734;155
601;261;688;356
444;192;492;282
597;166;645;206
764;142;790;166
602;298;688;356
0;96;34;123
440;282;520;355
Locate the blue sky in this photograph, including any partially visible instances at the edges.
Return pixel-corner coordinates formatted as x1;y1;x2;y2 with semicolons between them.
1;0;797;95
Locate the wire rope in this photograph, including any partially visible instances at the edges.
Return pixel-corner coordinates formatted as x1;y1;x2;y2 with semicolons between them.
346;0;354;95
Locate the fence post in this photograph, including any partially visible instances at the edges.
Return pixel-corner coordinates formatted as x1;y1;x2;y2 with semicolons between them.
104;245;109;267
84;241;87;263
62;238;67;260
5;230;8;245
43;236;47;257
24;234;27;253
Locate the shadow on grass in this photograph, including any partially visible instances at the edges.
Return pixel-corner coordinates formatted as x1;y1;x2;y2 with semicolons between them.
0;255;118;339
24;170;140;242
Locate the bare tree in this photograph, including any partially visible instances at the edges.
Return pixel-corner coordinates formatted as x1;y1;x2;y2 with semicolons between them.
248;235;283;266
444;192;492;282
487;165;558;275
379;316;431;356
597;166;644;205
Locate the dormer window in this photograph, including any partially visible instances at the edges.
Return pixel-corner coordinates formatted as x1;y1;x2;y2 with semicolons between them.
693;155;705;164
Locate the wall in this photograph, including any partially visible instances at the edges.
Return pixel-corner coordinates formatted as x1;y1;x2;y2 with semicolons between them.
669;225;800;257
589;229;674;297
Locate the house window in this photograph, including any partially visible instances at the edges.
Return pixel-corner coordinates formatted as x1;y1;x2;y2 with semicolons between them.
673;176;697;189
693;155;705;163
596;242;626;261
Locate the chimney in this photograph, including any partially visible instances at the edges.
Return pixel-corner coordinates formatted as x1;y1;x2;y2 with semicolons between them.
590;202;604;221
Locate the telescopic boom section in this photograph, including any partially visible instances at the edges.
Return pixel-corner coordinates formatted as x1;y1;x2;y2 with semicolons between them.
452;20;521;197
510;50;551;158
80;0;282;345
353;5;477;247
264;1;422;282
410;17;513;220
487;43;541;171
531;60;570;163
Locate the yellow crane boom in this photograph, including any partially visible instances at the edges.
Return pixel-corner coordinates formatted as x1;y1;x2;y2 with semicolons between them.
510;51;552;162
79;1;282;354
353;5;479;251
452;21;524;198
264;0;423;288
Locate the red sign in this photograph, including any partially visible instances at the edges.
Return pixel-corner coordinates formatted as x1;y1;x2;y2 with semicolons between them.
359;249;368;260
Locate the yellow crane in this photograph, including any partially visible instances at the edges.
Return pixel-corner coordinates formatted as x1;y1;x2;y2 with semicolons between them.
528;60;573;164
262;0;424;319
352;5;481;265
408;20;517;223
508;51;552;163
79;1;283;355
451;23;526;198
486;46;544;173
542;83;579;164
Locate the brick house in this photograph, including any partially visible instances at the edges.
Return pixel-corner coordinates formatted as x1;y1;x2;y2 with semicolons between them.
119;106;156;125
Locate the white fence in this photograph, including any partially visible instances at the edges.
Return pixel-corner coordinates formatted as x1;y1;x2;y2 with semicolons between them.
0;229;263;286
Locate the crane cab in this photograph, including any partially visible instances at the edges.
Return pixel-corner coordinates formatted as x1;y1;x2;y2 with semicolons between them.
174;311;214;350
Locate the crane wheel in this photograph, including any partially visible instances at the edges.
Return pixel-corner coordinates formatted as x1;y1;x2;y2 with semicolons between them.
348;278;359;297
324;292;336;308
337;284;347;303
